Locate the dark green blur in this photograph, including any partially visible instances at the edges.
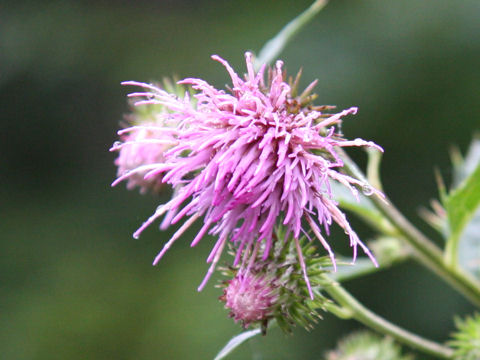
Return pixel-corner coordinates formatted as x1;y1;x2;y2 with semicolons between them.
1;1;479;359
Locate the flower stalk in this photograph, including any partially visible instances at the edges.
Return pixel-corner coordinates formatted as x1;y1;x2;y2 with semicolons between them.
322;275;455;359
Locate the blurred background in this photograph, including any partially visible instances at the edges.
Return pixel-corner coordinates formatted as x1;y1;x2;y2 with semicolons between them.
1;0;479;359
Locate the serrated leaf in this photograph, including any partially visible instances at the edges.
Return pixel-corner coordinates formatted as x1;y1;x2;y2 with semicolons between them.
450;138;480;277
213;329;262;360
458;208;480;278
452;138;480;187
445;162;480;268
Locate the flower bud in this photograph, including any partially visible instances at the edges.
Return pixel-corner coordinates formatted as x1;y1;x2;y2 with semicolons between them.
326;331;413;360
222;270;279;328
448;313;480;360
220;232;331;333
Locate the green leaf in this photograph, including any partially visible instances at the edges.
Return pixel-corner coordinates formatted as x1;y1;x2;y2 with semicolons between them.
331;148;398;237
445;161;480;268
451;138;480;187
448;138;480;276
332;237;410;282
331;258;378;282
457;208;480;278
330;181;396;236
213;328;262;360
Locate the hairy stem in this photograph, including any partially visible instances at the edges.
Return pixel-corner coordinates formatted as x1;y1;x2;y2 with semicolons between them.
323;276;454;359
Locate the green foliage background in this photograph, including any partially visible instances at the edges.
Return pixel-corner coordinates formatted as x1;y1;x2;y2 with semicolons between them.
1;1;479;359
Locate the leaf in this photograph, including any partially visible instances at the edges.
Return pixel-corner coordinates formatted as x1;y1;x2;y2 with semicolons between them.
458;211;480;278
331;258;378;282
445;161;480;237
213;328;262;360
330;181;395;236
451;138;480;277
451;137;480;187
445;160;480;268
447;138;480;276
332;237;410;282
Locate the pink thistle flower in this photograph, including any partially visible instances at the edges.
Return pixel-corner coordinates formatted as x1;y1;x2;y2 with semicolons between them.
113;53;383;295
111;79;189;194
112;124;177;194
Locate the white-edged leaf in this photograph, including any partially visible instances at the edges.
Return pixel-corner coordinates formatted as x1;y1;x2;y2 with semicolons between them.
458;209;480;277
332;237;409;282
331;258;377;282
444;137;480;271
330;181;391;235
452;137;480;187
452;138;480;277
214;329;262;360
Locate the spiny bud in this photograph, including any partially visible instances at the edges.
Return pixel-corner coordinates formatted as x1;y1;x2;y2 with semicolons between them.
221;270;279;328
220;228;332;334
325;331;414;360
448;313;480;360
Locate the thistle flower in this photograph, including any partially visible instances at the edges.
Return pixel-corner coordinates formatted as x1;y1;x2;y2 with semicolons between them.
112;124;173;194
112;52;383;293
111;79;189;194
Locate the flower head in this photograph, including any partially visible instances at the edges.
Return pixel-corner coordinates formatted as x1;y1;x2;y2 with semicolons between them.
111;78;189;194
112;53;383;293
112;124;173;194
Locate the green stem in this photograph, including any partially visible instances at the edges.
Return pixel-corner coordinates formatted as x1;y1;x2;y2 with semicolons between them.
366;147;384;192
323;276;454;359
341;151;480;307
255;0;328;69
444;235;459;268
324;301;354;319
374;196;480;307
